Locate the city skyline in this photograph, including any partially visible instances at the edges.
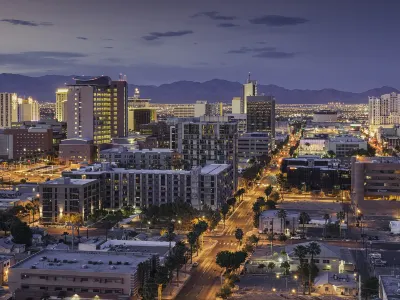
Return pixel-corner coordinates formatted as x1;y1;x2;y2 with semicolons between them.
1;0;400;91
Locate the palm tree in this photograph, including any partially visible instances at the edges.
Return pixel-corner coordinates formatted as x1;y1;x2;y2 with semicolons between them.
293;245;308;294
62;232;69;244
267;261;275;273
299;212;310;235
323;214;330;238
277;209;287;235
306;242;321;295
264;185;273;201
187;231;198;264
234;228;244;246
337;211;346;238
220;204;229;228
167;222;175;252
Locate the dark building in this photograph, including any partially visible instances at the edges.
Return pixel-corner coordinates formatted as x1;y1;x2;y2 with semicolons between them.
139;121;171;148
128;108;157;132
246;95;276;137
110;80;128;138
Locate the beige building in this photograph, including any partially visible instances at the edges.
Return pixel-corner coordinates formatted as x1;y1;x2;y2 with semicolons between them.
12;97;39;122
9;249;158;300
55;88;68;122
0;93;14;128
173;104;195;117
127;108;157;132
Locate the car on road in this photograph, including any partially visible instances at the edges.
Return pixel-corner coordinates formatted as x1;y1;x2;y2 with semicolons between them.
192;262;199;267
290;235;302;240
372;259;386;267
369;253;381;259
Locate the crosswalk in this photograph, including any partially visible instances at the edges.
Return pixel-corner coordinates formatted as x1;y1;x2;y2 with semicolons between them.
216;241;239;246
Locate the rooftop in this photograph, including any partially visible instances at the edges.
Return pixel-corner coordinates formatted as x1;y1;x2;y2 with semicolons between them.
260;210;299;218
100;148;174;154
43;178;98;185
201;164;231;175
12;249;154;273
380;275;400;298
314;272;357;288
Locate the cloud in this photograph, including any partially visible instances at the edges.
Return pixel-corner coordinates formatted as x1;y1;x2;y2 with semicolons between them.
227;46;296;59
76;36;88;40
191;11;236;21
0;19;53;26
142;30;193;41
104;46;113;49
249;15;308;27
0;51;87;67
217;23;239;28
253;51;296;59
102;38;113;41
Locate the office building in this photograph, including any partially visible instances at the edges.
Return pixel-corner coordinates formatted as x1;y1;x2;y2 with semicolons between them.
258;210;299;235
176;116;238;188
377;125;400;149
99;147;180;169
351;156;400;212
173;104;195;117
58;138;95;165
55;88;68;122
194;101;223;117
246;95;275;137
327;136;367;157
237;132;271;162
127;88;150;108
38;177;100;224
128;108;157;132
242;74;257;114
226;113;247;135
299;138;328;156
194;100;208;117
66;76;128;145
63;162;233;210
313;110;338;122
0;127;53;160
8;249;158;299
369;93;400;133
12;97;39;122
0;93;14;128
231;97;242;114
139;121;171;148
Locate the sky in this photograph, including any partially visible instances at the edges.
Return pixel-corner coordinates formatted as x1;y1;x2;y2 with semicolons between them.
1;0;400;91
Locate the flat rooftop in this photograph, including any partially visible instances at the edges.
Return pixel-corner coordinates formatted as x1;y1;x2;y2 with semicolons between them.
380;275;400;298
100;148;173;154
43;178;98;185
12;250;153;273
201;164;230;175
260;210;299;218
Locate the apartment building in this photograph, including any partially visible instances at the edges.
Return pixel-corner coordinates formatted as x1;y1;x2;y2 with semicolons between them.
369;93;400;133
38;177;100;224
0;93;14;128
327;136;367;157
55;88;68;122
99;147;180;169
12;97;40;122
9;249;157;300
237;132;271;162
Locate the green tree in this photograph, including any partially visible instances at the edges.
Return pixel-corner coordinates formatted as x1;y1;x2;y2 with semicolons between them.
172;241;187;280
242;243;254;253
232;251;247;270
277;209;287;234
280;261;290;275
220;204;230;228
267;261;275;273
155;265;170;286
323;213;330;238
234;228;244;246
361;277;379;300
248;234;260;247
299;212;310;235
10;220;32;246
216;250;233;273
269;191;281;202
187;231;198;264
167;222;175;252
264;185;273;201
253;212;260;228
139;277;158;300
265;200;276;210
62;231;69;244
293;245;308;294
216;285;232;299
226;197;236;209
306;242;321;294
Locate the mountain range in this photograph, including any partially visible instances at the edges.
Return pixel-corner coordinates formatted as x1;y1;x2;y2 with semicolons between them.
0;73;397;104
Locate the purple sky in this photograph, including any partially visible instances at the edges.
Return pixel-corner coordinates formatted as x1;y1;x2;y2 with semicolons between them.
1;0;400;91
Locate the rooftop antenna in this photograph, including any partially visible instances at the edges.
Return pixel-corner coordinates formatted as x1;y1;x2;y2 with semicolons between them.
248;72;251;83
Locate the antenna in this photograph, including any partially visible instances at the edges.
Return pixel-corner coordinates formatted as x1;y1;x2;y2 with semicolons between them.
248;72;251;83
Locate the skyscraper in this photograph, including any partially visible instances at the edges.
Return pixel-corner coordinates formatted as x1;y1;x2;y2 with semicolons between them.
369;93;400;133
66;76;127;145
242;73;257;114
0;93;14;128
128;108;157;132
246;95;275;136
55;88;68;122
11;97;39;122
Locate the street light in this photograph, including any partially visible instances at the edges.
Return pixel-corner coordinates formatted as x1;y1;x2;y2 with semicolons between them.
294;275;298;280
272;288;276;292
291;289;296;294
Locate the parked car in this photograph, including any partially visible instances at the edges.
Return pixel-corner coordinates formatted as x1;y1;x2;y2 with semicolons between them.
192;262;199;267
369;253;381;259
290;235;302;240
373;259;386;267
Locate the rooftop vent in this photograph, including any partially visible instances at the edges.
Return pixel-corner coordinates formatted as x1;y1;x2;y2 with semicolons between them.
81;264;88;269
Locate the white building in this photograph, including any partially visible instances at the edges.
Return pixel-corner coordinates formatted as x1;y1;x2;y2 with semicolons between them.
173;104;195;117
299;138;328;156
369;93;400;133
0;93;15;128
327;135;367;157
231;97;242;114
12;97;39;122
242;75;257;114
237;132;271;162
258;210;300;236
55;88;68;122
194;100;208;117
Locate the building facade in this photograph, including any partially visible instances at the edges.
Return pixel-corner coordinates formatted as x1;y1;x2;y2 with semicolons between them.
0;93;14;128
237;132;271;162
172;105;195;117
39;177;100;224
327;136;367;157
313;110;338;123
55;88;68;122
128;108;157;132
12;97;39;122
246;95;276;137
66;76;128;145
242;75;257;114
369;93;400;133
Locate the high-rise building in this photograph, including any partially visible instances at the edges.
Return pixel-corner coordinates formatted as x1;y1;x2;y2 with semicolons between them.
66;76;128;145
0;93;14;128
176;116;238;188
231;97;242;114
194;101;223;117
369;93;400;133
55;88;68;122
246;95;275;136
194;100;208;117
128;108;157;132
242;73;257;114
11;97;39;122
173;104;195;117
128;88;151;108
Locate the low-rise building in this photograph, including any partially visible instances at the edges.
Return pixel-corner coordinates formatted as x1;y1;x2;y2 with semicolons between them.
258;210;300;236
0;237;25;254
298;138;327;156
379;275;400;300
38;177;100;224
328;135;367;157
59;138;95;165
9;249;158;300
0;254;15;285
314;272;358;296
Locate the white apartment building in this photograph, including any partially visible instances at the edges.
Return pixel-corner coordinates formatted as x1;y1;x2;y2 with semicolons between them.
55;88;68;122
38;177;100;224
0;93;14;128
9;249;158;299
328;135;367;157
369;93;400;133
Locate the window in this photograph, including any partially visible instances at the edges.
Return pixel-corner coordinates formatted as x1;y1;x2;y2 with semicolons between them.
323;260;330;263
325;287;329;292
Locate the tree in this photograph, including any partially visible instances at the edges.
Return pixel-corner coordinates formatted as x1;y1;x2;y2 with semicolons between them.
220;204;229;228
326;150;336;158
139;277;158;300
267;262;275;273
242;243;254;253
232;251;247;270
216;285;232;299
265;200;276;210
62;231;69;244
25;203;34;223
361;277;379;300
269;191;281;202
10;220;32;246
167;222;175;252
216;250;232;273
226;197;236;209
253;212;260;228
293;245;308;294
234;228;244;246
277;209;287;235
323;214;330;238
337;211;345;237
280;261;291;275
264;185;273;201
306;242;321;294
187;231;198;264
154;265;170;299
172;241;187;280
299;212;310;235
248;234;260;247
